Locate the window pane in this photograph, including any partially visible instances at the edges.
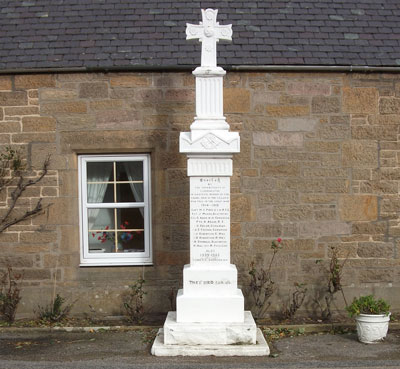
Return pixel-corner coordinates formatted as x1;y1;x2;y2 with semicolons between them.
88;208;115;230
116;161;143;181
117;230;144;252
87;162;113;182
88;231;115;253
117;183;144;202
116;207;144;252
87;184;113;203
117;207;144;230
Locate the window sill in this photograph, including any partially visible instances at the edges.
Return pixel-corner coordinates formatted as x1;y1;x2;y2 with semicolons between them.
80;261;153;267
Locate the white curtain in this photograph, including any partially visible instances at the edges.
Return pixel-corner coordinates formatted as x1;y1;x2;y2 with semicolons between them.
124;162;144;217
87;163;112;229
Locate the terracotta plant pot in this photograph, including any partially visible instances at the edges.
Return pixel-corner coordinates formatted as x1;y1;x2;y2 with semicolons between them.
355;313;391;344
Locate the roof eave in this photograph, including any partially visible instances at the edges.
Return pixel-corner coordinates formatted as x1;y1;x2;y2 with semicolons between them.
0;64;400;75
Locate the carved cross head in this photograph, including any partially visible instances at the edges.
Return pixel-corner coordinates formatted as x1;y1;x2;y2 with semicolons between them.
186;9;232;67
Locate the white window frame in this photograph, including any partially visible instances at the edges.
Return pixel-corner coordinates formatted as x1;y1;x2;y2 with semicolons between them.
78;154;152;266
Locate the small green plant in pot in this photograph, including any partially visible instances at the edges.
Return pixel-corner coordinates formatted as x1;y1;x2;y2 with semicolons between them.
346;295;390;344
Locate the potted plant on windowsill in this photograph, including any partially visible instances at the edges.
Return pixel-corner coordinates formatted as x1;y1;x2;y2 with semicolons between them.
346;295;391;344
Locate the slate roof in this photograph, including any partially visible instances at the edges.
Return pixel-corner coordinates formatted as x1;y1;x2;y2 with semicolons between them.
1;0;400;71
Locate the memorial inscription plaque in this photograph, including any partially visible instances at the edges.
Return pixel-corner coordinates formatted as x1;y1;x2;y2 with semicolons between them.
190;176;230;265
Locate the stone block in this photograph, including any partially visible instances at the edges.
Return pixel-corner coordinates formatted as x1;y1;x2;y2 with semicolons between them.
261;161;300;177
342;87;378;114
176;289;244;323
273;205;313;221
163;311;256;345
22;116;56;132
43;253;79;268
165;89;195;102
253;132;303;147
154;74;185;88
89;99;125;111
59;225;79;253
342;140;378;168
40;89;78;101
231;223;241;237
359;269;394;283
0;91;28;106
57;74;95;82
95;110;142;129
304;141;340;153
11;132;56;144
339;195;378;221
259;191;298;205
311;96;340;113
368;115;399;126
325;179;350;193
231;194;254;222
134;89;165;103
287;81;331;96
0;121;20;133
58;170;78;197
266;105;309;117
33;197;78;226
60;129;163;153
22;268;52;280
252;91;280;113
243;223;282;237
299;221;351;237
144;115;169;129
303;168;348;178
352;222;386;235
299;194;336;204
0;256;34;268
319;124;350;139
223;88;250;113
351;126;398;141
0;232;18;243
167;169;189;196
241;168;258;177
357;242;394;258
15;74;55;89
41;187;58;197
31;143;68;170
231;237;251;251
110;74;151;87
182;264;238;296
79;82;109;98
152;327;269;357
20;231;57;244
56;115;96;130
379;98;400;114
4;106;38;116
278;117;317;132
267;79;285;91
156;251;189;266
0;76;12;90
360;181;398;195
243;117;276;131
41;101;87;114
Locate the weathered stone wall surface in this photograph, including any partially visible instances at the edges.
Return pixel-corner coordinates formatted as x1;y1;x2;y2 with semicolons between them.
0;71;399;319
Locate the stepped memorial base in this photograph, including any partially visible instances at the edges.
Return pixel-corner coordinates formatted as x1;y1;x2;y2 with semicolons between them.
151;311;270;356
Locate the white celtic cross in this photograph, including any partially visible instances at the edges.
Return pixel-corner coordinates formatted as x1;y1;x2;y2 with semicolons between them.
186;8;232;68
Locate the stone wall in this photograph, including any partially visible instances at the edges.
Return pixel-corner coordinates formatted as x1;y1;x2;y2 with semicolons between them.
0;71;399;319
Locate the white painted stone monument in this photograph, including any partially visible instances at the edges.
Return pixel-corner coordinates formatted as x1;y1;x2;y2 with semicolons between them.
151;9;269;356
